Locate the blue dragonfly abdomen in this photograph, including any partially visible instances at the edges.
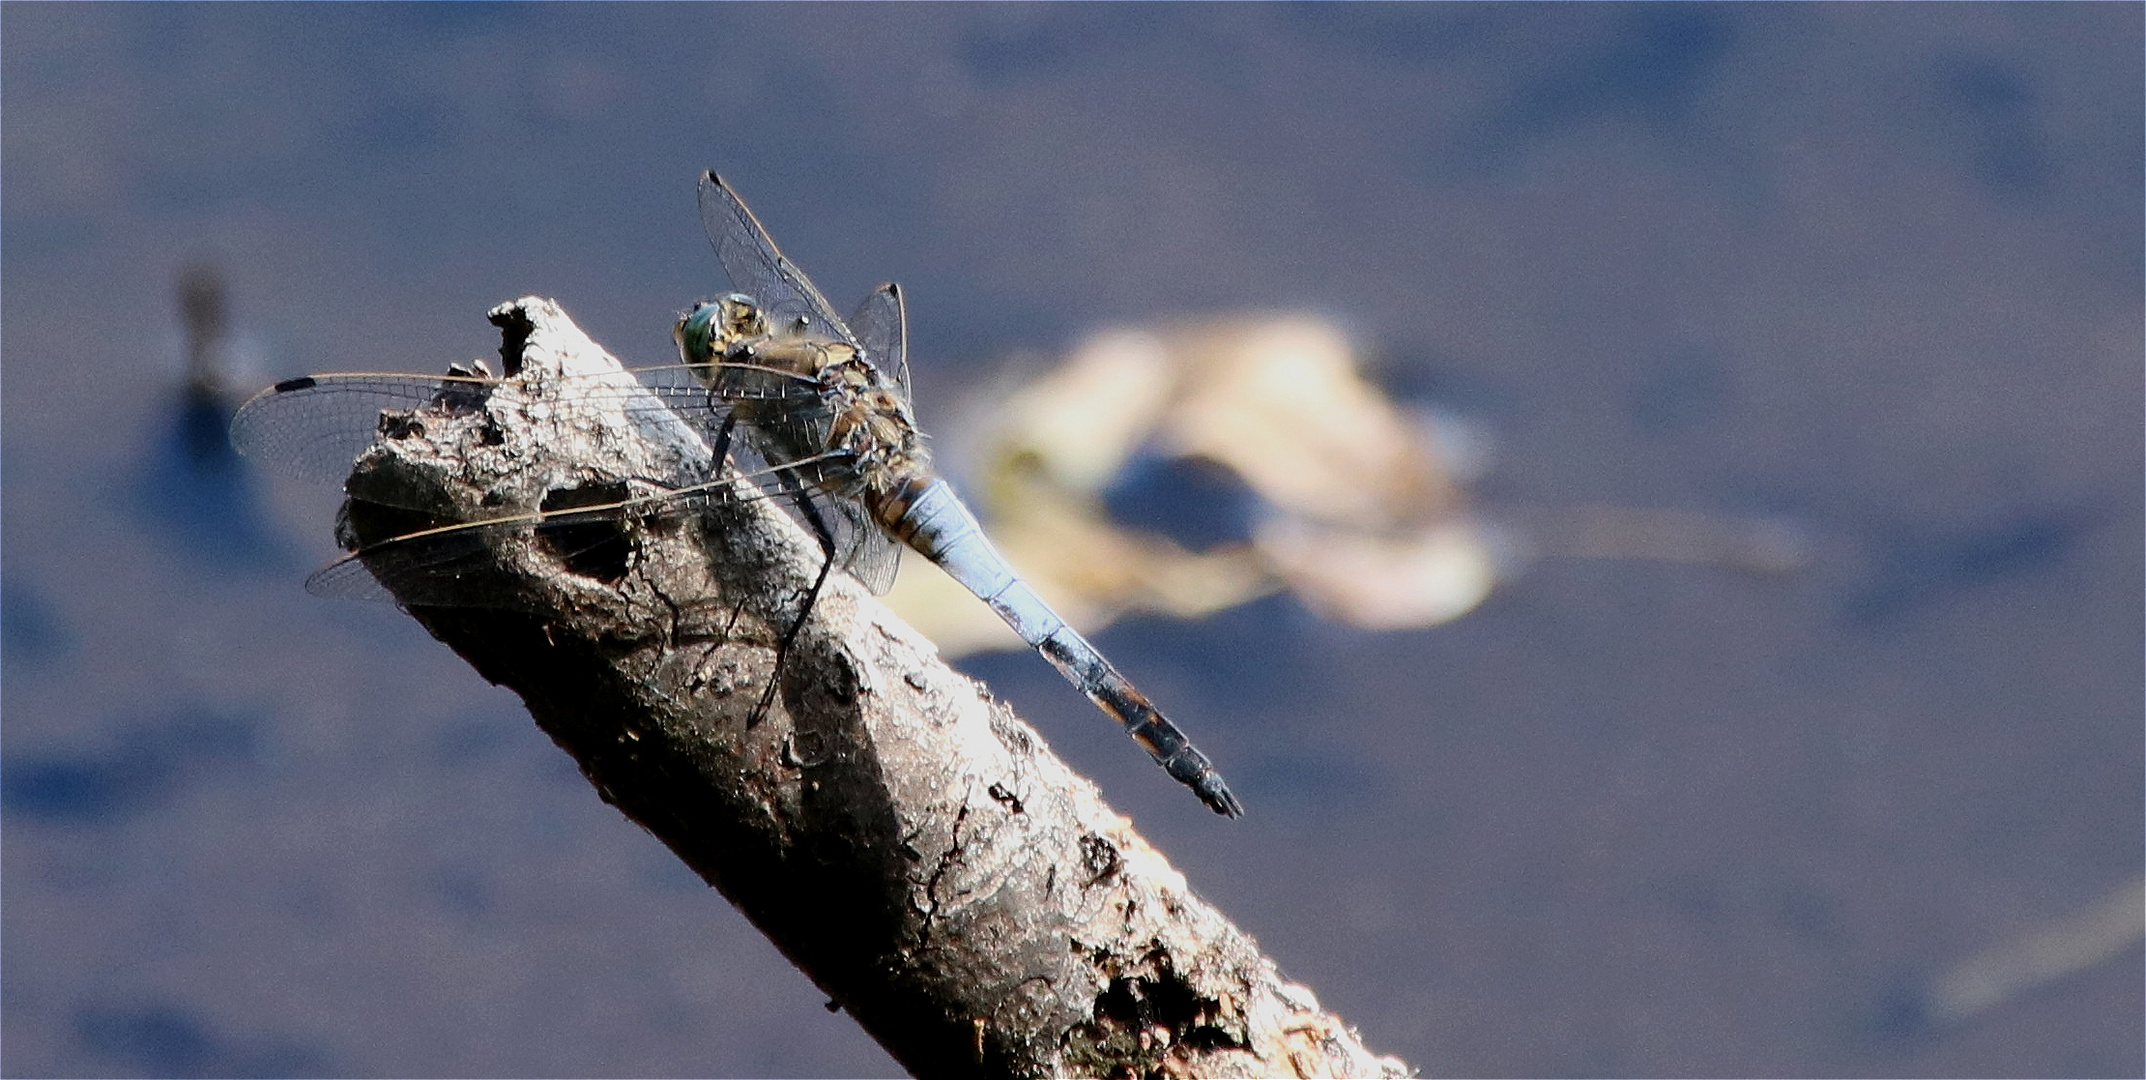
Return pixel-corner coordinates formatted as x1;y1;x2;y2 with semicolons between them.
874;475;1244;817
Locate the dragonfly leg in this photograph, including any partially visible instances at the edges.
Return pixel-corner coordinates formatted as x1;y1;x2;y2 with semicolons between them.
706;411;738;466
746;465;842;729
749;541;835;729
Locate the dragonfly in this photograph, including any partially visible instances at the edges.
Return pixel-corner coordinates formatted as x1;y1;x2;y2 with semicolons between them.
232;171;1243;817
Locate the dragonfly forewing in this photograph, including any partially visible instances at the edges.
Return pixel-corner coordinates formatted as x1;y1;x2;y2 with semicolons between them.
699;172;856;346
233;355;899;610
232;365;824;505
229;373;499;485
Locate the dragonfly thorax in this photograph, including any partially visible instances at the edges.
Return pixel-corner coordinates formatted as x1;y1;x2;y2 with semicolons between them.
680;291;925;498
827;383;928;498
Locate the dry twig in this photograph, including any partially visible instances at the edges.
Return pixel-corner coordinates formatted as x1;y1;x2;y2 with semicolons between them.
337;296;1409;1079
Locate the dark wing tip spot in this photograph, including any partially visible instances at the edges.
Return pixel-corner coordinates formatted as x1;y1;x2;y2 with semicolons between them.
272;376;318;393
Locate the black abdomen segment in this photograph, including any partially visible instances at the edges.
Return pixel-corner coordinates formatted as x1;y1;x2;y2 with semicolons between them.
1033;627;1245;817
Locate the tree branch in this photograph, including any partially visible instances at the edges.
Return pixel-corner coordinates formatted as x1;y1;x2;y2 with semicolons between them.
339;296;1410;1079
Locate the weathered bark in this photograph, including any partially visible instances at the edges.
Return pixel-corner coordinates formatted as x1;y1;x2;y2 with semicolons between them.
341;296;1411;1079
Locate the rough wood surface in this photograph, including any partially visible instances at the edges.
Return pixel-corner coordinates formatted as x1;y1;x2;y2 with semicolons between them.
339;296;1411;1079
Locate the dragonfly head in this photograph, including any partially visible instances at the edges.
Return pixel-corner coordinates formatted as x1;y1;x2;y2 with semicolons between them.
674;293;768;371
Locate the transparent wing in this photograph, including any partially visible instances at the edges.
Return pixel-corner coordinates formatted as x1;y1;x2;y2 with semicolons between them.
847;282;913;406
835;283;910;590
230;364;823;500
309;478;730;608
720;405;901;593
239;375;902;608
828;492;902;595
698;172;857;348
229;373;497;485
307;459;895;610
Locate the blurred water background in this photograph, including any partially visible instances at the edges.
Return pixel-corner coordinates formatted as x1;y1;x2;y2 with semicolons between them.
3;5;2139;1077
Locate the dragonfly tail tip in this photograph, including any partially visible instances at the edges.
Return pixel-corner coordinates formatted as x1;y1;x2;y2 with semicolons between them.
1203;781;1246;819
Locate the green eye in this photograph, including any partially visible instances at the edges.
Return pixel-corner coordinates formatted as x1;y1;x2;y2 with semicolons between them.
675;305;722;364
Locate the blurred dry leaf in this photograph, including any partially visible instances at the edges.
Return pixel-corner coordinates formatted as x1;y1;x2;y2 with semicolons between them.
887;312;1806;656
